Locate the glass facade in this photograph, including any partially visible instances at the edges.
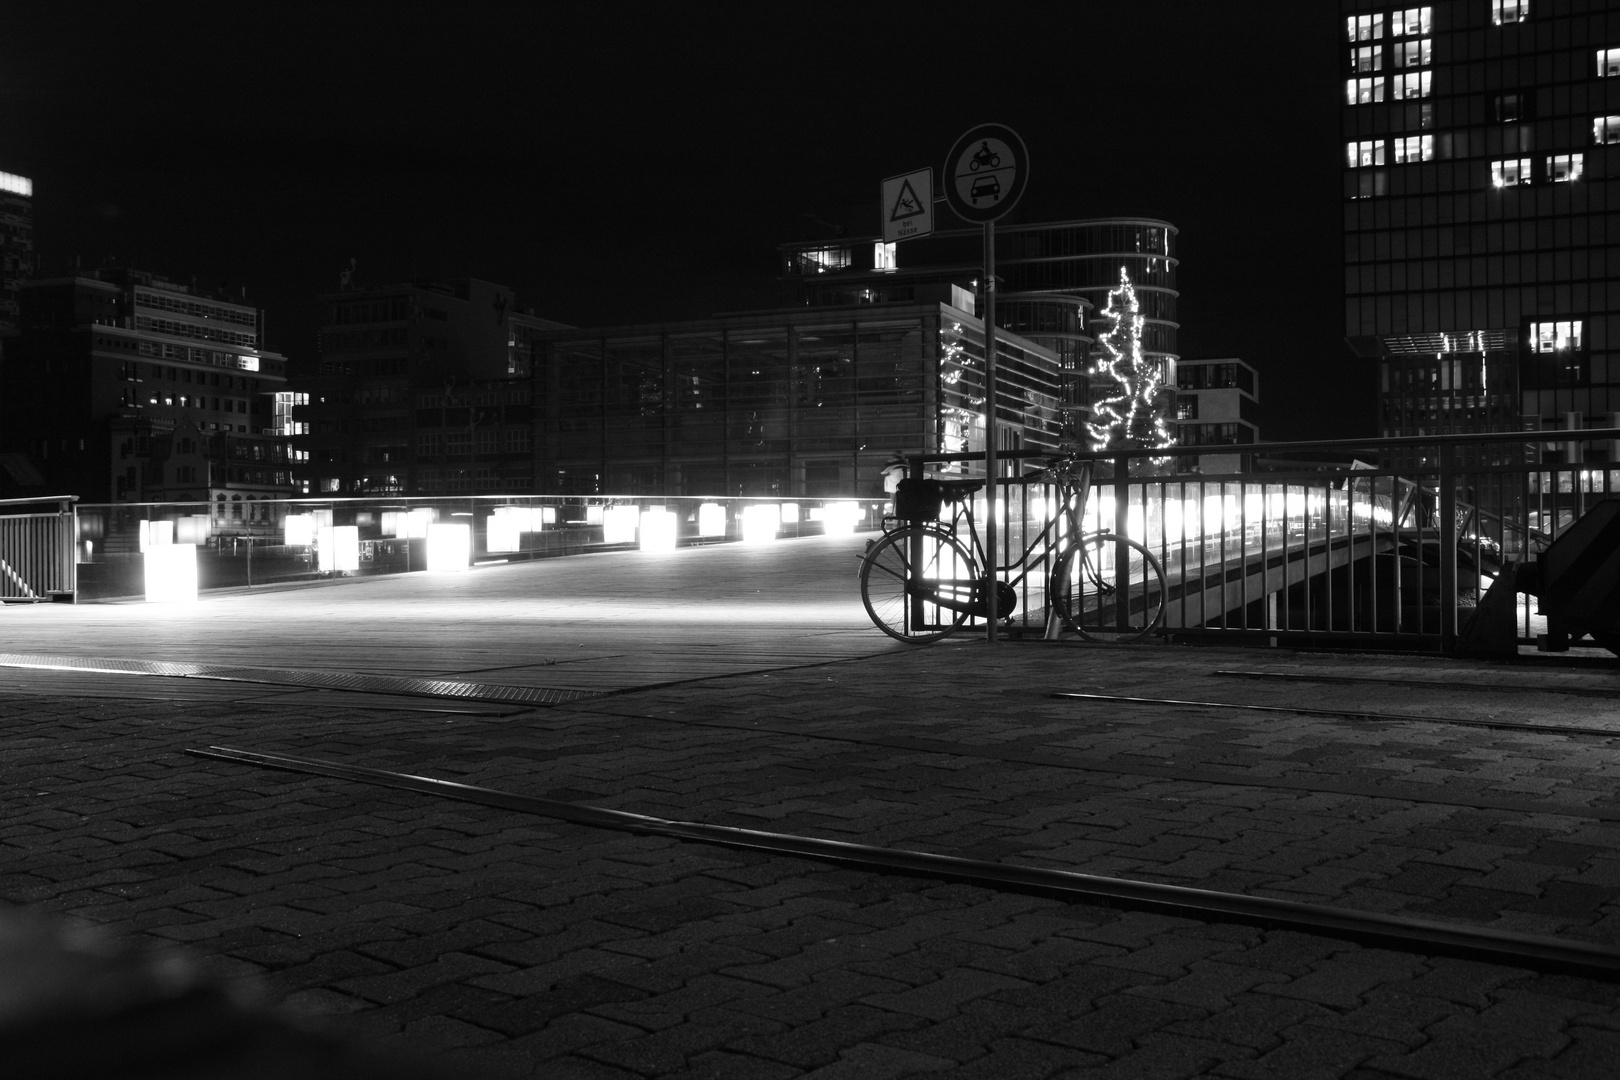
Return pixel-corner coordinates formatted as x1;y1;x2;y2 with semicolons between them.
534;304;1063;497
1342;1;1620;463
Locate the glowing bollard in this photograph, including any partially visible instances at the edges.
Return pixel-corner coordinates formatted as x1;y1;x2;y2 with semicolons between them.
425;522;471;572
406;507;436;539
283;514;314;546
740;504;780;544
144;543;198;603
139;520;174;551
318;525;360;573
639;507;678;552
487;508;521;554
697;503;727;538
603;505;640;545
822;501;860;536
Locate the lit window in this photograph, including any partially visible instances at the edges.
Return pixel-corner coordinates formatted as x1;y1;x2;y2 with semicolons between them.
1346;77;1386;105
1493;0;1527;24
1548;153;1583;183
1355;171;1388;199
873;241;897;271
1393;71;1432;99
1600;49;1620;77
1530;320;1582;352
802;247;850;273
1347;13;1385;41
1348;140;1386;167
1395;135;1433;164
1594;116;1620;144
1491;158;1532;187
1392;7;1431;36
319;478;341;493
1395;39;1431;67
1352;45;1382;72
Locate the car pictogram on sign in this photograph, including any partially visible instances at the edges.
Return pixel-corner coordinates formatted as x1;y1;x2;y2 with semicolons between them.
970;176;1000;203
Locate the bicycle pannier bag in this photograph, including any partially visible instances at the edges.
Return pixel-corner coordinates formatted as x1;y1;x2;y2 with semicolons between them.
895;478;944;522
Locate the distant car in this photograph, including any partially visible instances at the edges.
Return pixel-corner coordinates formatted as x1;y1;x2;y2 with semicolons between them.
970;176;1000;203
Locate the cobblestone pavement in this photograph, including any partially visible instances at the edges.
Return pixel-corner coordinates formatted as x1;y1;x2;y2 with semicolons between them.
4;641;1620;1078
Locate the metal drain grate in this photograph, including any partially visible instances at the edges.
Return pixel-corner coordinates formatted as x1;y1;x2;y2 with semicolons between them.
0;653;598;706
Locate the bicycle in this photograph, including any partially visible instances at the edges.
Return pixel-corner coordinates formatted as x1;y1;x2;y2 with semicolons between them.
857;455;1167;644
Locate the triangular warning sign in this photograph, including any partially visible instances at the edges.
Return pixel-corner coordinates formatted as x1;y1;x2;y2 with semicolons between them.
889;178;925;222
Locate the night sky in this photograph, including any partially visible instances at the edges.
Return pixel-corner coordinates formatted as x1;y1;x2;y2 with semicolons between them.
1;4;1366;440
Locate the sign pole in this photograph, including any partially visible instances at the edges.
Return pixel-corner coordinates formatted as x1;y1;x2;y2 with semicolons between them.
940;122;1028;649
982;221;998;644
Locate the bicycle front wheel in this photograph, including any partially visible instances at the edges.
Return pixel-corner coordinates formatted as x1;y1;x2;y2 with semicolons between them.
859;527;978;643
1050;533;1166;643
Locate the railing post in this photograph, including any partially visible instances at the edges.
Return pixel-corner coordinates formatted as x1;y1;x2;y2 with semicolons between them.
1439;445;1458;654
1115;453;1130;634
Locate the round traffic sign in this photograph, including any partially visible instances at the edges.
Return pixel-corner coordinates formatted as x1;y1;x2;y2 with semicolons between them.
943;123;1029;223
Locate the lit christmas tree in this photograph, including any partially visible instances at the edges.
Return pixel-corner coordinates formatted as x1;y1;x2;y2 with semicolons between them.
1085;267;1175;452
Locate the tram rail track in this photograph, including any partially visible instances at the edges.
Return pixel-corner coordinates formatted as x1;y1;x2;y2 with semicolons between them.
1213;668;1620;699
188;744;1620;982
1052;691;1620;740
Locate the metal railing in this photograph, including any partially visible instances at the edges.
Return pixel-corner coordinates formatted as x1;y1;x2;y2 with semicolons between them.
910;429;1620;654
0;496;79;602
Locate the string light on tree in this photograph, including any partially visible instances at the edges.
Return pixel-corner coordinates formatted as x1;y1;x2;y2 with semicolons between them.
1086;267;1174;452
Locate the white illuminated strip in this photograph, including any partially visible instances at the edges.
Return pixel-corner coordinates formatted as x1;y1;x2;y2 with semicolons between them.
638;507;678;553
0;172;33;197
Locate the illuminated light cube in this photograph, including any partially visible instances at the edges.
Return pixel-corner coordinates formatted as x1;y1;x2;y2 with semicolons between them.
425;522;471;572
586;505;604;525
639;507;678;553
283;514;314;546
175;514;210;545
823;501;860;536
380;510;402;537
318;525;360;573
487;509;520;553
781;503;800;523
144;543;198;603
697;503;727;538
406;507;436;538
313;508;333;529
740;504;780;544
603;505;640;545
541;506;557;525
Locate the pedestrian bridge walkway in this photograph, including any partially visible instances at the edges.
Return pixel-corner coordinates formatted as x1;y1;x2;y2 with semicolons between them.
0;533;903;694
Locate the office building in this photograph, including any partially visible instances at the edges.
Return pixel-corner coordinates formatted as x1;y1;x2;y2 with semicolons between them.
779;217;1178;430
1342;1;1620;459
2;267;295;522
300;278;566;495
532;301;1064;497
1175;358;1261;473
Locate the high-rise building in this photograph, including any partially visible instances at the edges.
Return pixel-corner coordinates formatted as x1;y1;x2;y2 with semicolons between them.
0;171;34;334
1342;1;1620;459
2;268;294;521
300;279;566;495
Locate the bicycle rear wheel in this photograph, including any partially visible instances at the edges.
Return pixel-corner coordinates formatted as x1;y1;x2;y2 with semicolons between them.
1050;533;1166;643
859;527;977;643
